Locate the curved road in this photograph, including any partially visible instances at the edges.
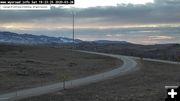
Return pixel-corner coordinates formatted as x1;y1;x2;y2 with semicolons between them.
0;51;137;101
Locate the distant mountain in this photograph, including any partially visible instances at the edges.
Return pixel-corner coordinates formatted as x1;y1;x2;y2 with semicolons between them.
0;31;81;45
93;40;130;44
0;31;132;45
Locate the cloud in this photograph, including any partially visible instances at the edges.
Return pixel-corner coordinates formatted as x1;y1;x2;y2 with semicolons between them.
138;35;175;44
154;0;180;5
0;0;180;26
148;35;174;40
0;0;180;44
106;34;123;37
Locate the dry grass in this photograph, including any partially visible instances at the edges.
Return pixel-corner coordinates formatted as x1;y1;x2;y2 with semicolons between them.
0;45;122;94
20;59;180;101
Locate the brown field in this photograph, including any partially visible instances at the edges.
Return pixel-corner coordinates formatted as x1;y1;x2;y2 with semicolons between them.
20;59;180;101
0;45;122;94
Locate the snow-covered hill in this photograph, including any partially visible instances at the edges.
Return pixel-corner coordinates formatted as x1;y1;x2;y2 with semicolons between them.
0;31;81;45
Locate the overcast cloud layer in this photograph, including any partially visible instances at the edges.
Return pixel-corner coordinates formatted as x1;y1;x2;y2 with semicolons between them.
0;0;180;44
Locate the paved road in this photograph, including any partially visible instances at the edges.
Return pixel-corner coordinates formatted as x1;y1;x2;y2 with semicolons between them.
124;55;180;65
0;51;137;101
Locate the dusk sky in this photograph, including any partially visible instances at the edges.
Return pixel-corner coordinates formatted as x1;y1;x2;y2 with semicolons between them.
0;0;180;44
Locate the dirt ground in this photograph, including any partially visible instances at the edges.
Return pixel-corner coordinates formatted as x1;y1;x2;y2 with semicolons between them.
0;45;122;94
20;59;180;101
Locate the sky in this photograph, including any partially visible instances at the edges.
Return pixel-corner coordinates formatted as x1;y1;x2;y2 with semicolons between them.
0;0;180;44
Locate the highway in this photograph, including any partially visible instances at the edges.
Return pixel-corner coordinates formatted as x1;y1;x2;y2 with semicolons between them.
0;51;138;101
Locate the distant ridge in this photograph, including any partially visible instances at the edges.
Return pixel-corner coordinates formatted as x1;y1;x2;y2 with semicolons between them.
93;40;130;44
0;31;81;45
0;31;179;62
0;31;132;45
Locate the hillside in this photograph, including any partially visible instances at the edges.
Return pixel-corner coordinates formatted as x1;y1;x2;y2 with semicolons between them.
0;31;81;45
74;42;180;62
0;31;180;61
20;55;180;101
0;44;122;94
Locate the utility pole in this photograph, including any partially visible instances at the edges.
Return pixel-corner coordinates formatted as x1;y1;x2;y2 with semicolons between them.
72;12;75;49
63;75;66;90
